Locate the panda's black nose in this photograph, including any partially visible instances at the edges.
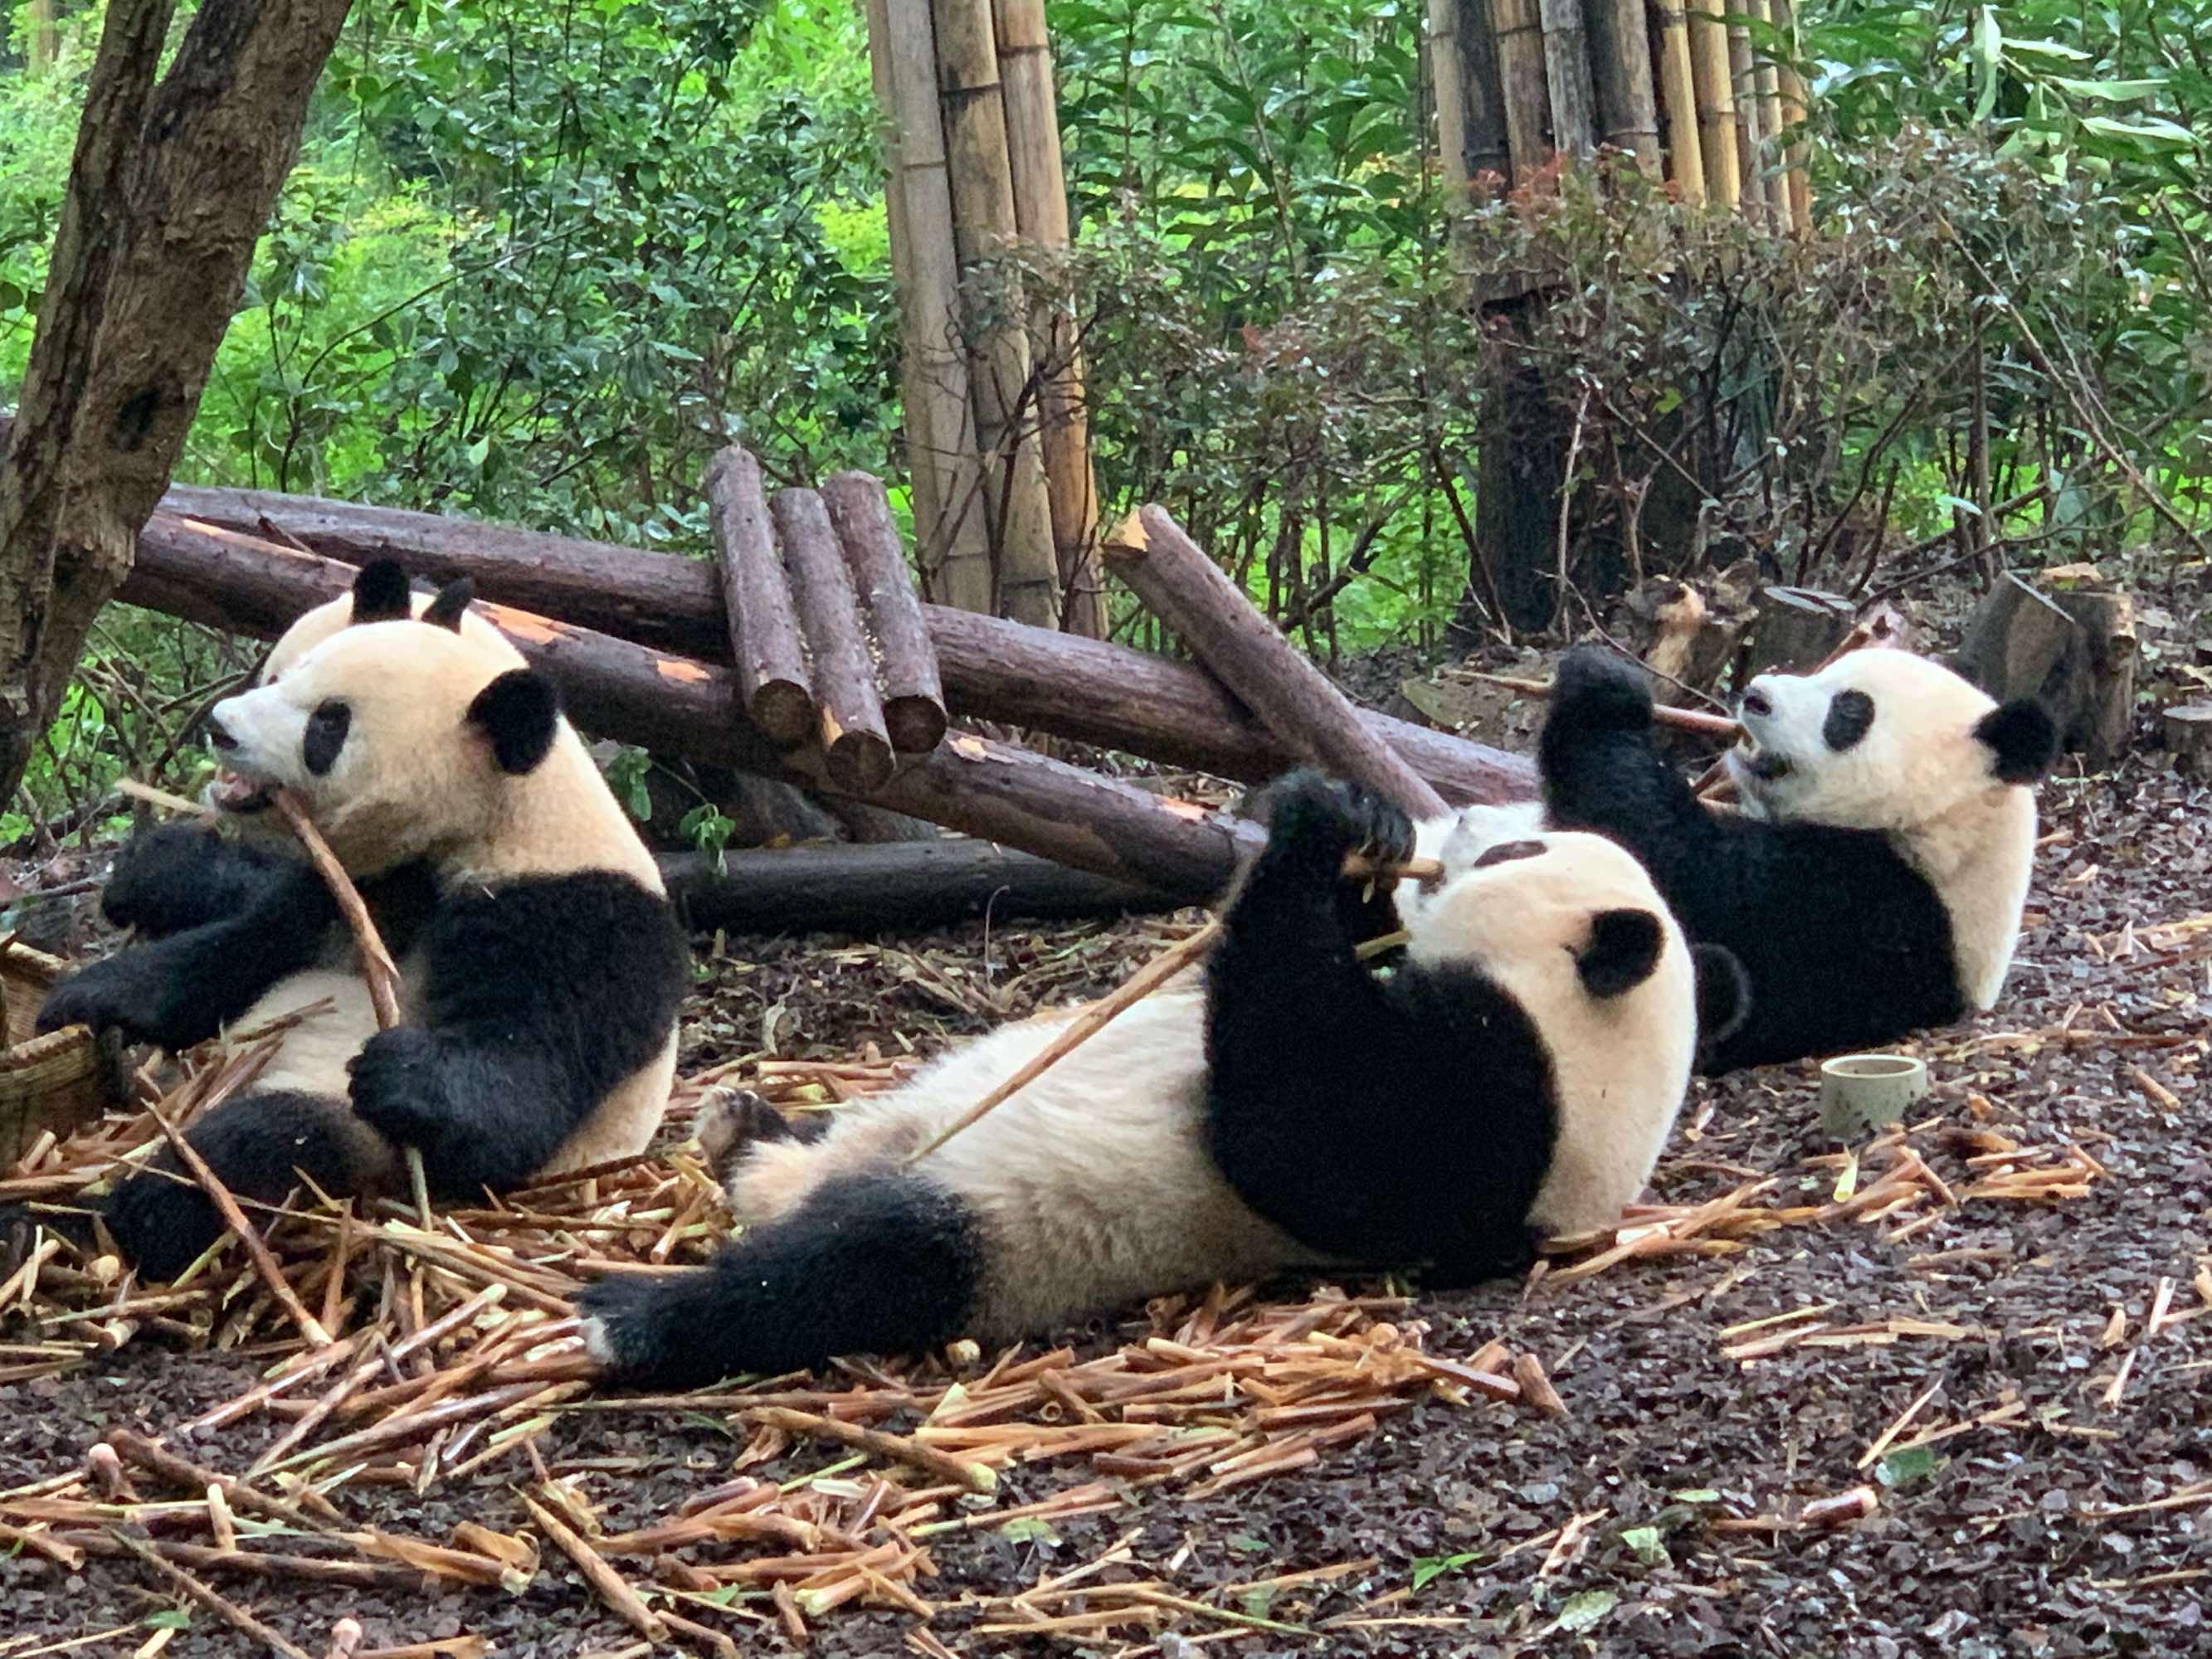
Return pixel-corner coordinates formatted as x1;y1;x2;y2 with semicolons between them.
205;713;236;752
1740;688;1773;719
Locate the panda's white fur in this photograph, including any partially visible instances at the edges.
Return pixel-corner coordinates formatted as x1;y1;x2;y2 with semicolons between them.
581;776;1728;1384
1538;643;2057;1073
34;567;689;1277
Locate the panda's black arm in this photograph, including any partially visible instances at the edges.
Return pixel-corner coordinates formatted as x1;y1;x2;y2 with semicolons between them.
348;872;688;1197
98;824;300;940
1538;646;1717;847
37;864;347;1049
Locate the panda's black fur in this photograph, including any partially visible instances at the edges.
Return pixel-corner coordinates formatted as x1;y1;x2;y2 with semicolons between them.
1537;645;2056;1074
580;771;1732;1387
21;564;688;1279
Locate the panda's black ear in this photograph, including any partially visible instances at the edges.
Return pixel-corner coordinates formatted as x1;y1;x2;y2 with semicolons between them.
422;578;476;633
1576;907;1664;999
1974;698;2059;785
351;560;412;624
467;669;559;775
1690;943;1751;1052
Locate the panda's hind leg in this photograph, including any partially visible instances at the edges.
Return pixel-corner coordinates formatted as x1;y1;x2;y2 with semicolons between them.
695;1088;831;1184
105;1089;402;1281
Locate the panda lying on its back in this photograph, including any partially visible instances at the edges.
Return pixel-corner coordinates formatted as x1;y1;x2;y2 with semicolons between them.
1537;644;2058;1074
32;565;689;1277
581;770;1745;1387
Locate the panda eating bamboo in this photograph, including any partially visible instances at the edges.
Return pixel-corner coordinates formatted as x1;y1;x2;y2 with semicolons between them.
581;770;1745;1386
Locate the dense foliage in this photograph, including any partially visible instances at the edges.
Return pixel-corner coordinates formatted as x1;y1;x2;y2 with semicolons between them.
0;0;2204;842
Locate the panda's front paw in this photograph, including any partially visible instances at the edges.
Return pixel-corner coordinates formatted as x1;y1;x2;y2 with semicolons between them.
102;1163;225;1282
1264;769;1416;870
1548;645;1655;731
347;1028;455;1157
578;1272;686;1382
38;956;188;1047
100;825;232;937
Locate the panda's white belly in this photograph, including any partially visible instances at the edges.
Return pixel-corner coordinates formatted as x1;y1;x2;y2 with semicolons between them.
727;983;1323;1343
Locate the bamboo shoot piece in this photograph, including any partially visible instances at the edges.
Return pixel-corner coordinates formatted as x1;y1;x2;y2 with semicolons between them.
706;446;815;748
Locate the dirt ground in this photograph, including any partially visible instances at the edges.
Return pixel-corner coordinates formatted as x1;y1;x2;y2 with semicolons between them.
3;642;2210;1654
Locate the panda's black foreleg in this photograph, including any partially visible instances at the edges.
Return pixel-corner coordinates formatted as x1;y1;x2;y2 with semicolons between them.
580;1170;983;1387
37;866;346;1050
99;823;300;940
1538;645;1716;844
101;1089;402;1281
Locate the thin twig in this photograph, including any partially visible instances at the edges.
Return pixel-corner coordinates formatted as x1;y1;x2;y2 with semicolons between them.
107;1525;317;1659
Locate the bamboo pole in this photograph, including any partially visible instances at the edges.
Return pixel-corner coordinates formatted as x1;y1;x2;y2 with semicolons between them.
1653;1;1706;205
1537;0;1596;158
1486;0;1552;186
992;0;1103;638
1434;0;1512;187
1748;0;1792;231
1686;0;1742;208
869;0;996;613
1727;17;1764;223
930;0;1060;630
1771;0;1812;232
1584;0;1661;174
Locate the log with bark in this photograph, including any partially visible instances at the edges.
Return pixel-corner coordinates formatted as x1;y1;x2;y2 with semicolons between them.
121;496;1536;803
659;839;1177;934
119;521;1264;900
772;488;895;794
1955;572;2136;767
1742;586;1857;678
706;446;814;747
821;470;948;754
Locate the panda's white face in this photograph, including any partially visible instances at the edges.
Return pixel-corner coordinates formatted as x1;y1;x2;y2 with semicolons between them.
206;623;553;873
1727;649;2016;832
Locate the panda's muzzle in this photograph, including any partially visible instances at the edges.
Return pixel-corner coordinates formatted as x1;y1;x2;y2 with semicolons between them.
203;714;276;814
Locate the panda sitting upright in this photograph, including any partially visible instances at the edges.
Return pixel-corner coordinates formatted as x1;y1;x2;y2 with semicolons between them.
32;565;689;1277
1537;644;2058;1073
581;770;1745;1387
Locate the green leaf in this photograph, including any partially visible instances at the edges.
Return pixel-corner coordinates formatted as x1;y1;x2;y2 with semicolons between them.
1410;1550;1480;1590
1228;1533;1271;1554
1554;1589;1619;1632
1971;7;2001;124
144;1612;194;1630
1620;1525;1669;1566
999;1516;1061;1545
2079;114;2200;148
2003;37;2093;61
1669;1488;1722;1503
2048;76;2168;102
1876;1445;1942;1487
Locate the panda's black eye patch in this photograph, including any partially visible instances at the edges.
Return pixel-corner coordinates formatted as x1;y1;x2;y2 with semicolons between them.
1823;689;1875;752
1473;839;1546;869
304;699;352;776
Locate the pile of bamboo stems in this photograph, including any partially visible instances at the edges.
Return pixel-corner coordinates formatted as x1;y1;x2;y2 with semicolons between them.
863;0;1101;634
1428;0;1810;227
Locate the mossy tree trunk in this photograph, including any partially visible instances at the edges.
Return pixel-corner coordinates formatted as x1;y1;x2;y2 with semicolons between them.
0;0;353;802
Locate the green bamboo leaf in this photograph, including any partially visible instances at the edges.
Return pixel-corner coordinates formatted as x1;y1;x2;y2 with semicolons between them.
2049;76;2168;101
2080;114;2200;147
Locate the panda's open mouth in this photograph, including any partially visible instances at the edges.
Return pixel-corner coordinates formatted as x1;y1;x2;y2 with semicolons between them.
1726;742;1793;786
209;767;275;815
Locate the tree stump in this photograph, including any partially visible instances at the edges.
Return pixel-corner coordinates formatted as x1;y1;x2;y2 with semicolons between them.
1742;586;1857;678
2164;704;2212;770
1955;572;2136;767
1616;578;1747;703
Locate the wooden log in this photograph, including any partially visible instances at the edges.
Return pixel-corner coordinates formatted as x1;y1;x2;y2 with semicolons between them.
871;0;996;612
659;838;1177;934
1584;0;1661;173
1653;0;1706;204
2165;705;2212;768
1771;0;1811;231
931;0;1060;629
992;0;1104;638
706;446;815;747
1488;0;1552;186
1743;586;1855;677
1686;0;1741;208
770;488;895;794
1108;508;1449;818
115;525;1270;899
1432;0;1512;188
119;505;1537;804
1537;0;1597;158
1955;574;2136;767
821;471;948;754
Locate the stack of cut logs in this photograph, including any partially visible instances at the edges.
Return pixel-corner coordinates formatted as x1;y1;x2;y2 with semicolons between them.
121;452;1535;920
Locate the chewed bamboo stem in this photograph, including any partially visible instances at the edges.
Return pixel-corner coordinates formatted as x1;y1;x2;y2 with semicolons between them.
903;852;1444;1165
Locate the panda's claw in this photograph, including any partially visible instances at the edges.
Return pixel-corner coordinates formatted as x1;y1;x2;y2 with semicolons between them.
1264;769;1415;869
578;1272;683;1379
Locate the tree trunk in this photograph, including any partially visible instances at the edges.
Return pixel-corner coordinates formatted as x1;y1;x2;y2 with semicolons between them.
0;0;352;804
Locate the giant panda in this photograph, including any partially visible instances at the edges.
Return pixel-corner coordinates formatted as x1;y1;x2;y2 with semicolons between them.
579;769;1745;1387
28;580;689;1278
1537;643;2058;1074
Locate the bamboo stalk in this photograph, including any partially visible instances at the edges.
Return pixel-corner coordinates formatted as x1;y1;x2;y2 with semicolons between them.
1433;0;1511;187
992;0;1103;637
519;1491;669;1644
1537;0;1596;157
273;789;399;1029
1584;0;1660;173
1686;0;1742;207
751;1406;998;1494
107;1527;318;1659
1486;0;1552;186
870;0;996;612
930;0;1060;628
1653;0;1706;203
1727;17;1764;222
1771;0;1811;231
1748;0;1791;231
